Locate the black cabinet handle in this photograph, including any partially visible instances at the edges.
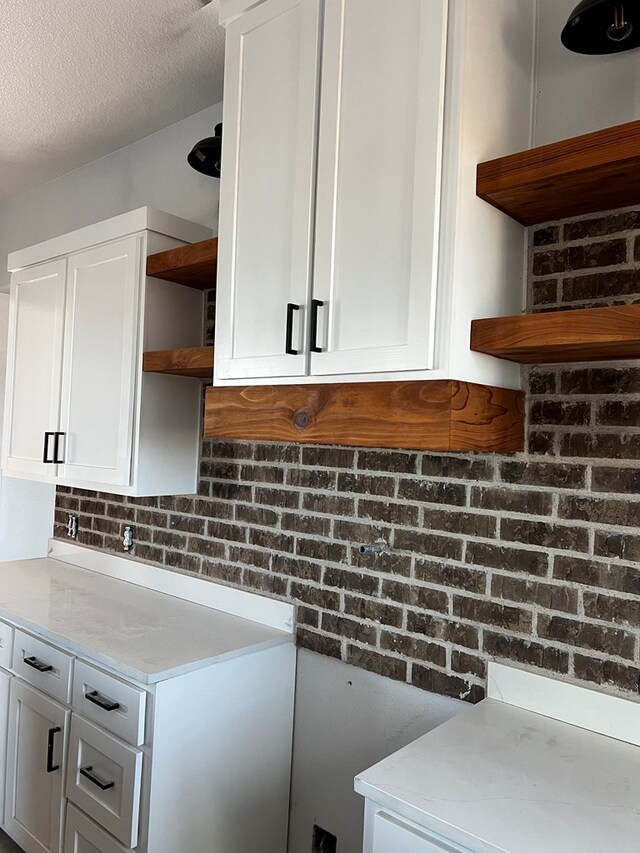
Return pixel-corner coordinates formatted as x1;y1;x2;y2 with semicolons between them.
52;432;65;464
42;432;55;464
46;727;61;773
310;299;325;353
80;765;115;791
285;303;300;355
85;690;120;712
24;655;53;673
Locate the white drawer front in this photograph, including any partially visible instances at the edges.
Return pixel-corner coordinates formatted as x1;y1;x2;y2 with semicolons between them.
373;812;463;853
64;803;130;853
0;621;14;670
12;629;74;704
73;661;146;747
67;715;142;849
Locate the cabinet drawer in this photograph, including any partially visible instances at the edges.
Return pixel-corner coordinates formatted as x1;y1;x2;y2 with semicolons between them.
67;715;142;849
0;621;14;670
73;661;146;747
372;812;462;853
12;629;73;703
65;803;130;853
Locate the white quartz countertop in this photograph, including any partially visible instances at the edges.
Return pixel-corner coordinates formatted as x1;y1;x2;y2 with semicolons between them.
0;557;290;684
356;697;640;853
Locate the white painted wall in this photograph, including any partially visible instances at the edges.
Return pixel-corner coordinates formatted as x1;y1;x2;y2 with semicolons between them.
0;104;222;293
288;651;464;853
535;0;640;145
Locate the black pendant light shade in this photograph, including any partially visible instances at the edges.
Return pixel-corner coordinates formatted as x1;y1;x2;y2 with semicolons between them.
562;0;640;54
187;123;223;177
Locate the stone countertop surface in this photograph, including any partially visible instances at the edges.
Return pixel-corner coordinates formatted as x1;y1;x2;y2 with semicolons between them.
356;697;640;853
0;557;290;684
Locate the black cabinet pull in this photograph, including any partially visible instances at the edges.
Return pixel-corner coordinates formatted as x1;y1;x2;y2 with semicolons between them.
310;299;325;353
80;765;115;791
285;303;300;355
24;655;53;673
85;690;120;712
42;432;55;464
46;727;61;773
52;432;65;465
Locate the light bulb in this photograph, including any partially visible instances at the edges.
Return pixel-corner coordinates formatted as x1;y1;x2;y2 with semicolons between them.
608;3;633;42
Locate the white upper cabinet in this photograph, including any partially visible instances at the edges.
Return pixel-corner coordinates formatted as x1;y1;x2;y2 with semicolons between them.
2;261;66;480
215;0;322;380
311;0;446;376
2;209;211;496
216;0;536;390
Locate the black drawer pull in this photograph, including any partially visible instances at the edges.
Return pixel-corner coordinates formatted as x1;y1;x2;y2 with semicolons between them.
285;303;300;355
80;765;115;791
46;727;61;773
85;690;120;712
310;299;325;353
24;656;53;673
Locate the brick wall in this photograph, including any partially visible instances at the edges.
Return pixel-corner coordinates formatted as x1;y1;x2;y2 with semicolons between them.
55;209;640;704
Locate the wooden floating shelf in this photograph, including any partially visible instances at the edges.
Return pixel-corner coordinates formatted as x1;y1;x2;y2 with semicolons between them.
143;347;214;378
471;304;640;365
147;238;218;290
477;119;640;226
204;380;525;452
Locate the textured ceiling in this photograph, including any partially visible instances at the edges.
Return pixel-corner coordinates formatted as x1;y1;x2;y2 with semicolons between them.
0;0;225;203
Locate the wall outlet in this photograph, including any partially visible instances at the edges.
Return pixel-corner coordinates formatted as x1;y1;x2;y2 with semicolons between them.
312;825;337;853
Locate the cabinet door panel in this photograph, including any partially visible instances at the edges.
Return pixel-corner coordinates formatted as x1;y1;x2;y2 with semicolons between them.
4;679;69;853
2;261;66;479
58;237;141;487
311;0;448;376
216;0;321;380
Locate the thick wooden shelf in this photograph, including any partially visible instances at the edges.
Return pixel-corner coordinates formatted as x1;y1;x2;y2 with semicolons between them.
143;347;214;378
204;381;525;452
146;238;218;290
477;120;640;226
471;305;640;364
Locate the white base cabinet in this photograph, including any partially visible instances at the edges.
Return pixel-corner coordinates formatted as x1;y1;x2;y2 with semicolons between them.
0;546;296;853
2;208;211;496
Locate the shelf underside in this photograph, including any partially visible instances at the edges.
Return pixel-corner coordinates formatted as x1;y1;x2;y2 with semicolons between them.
471;305;640;364
204;380;525;452
477;119;640;226
146;238;218;290
143;347;214;378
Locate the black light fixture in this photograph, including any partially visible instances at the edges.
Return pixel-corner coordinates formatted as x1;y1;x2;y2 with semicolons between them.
562;0;640;54
187;123;223;178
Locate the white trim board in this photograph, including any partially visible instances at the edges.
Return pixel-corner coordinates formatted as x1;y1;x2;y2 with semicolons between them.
488;661;640;748
8;208;212;272
48;540;294;634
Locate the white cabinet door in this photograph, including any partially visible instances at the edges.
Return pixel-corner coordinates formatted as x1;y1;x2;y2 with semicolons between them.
0;669;12;826
310;0;448;376
4;679;69;853
215;0;322;380
372;812;462;853
2;260;66;479
58;237;142;488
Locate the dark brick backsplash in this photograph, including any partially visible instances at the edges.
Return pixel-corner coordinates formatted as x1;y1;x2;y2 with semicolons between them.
54;206;640;705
